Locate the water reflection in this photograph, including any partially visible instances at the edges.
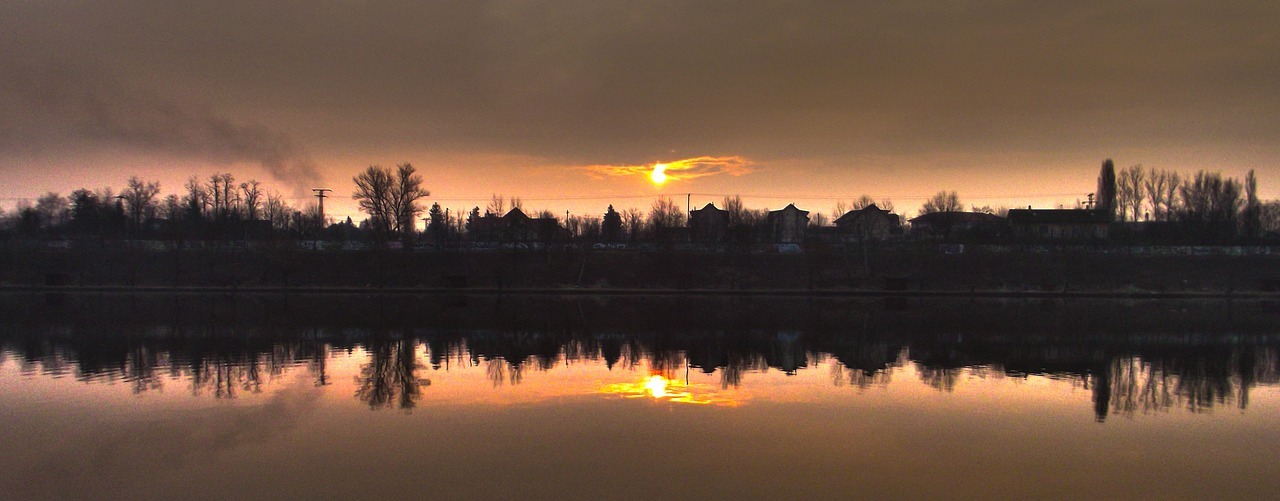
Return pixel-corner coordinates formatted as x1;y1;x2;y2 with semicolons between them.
1;293;1277;420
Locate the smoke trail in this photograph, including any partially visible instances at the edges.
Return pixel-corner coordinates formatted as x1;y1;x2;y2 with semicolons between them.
0;59;321;196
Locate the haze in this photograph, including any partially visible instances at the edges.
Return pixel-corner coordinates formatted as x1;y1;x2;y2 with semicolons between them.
2;1;1278;220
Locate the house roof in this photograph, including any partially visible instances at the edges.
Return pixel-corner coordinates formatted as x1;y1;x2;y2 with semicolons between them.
908;211;1004;225
834;204;897;225
1006;209;1108;224
691;202;725;213
768;203;809;216
501;207;529;221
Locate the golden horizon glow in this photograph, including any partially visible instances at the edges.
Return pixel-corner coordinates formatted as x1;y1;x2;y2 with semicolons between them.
650;163;668;185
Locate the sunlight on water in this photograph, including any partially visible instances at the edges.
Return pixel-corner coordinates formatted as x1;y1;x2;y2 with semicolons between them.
2;294;1279;499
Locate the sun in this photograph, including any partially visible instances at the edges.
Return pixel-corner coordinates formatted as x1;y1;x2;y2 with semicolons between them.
650;163;668;185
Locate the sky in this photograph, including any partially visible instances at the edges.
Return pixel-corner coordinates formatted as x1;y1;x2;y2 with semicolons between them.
2;0;1278;222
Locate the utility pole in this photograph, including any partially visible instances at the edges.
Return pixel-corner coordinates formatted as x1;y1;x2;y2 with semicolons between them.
312;188;332;221
686;193;691;226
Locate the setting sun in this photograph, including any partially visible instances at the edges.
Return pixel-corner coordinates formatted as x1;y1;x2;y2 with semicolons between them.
650;163;668;185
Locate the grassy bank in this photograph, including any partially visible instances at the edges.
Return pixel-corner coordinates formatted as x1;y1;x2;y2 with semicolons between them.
2;246;1277;293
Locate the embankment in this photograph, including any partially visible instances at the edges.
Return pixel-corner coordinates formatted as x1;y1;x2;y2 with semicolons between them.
3;245;1278;294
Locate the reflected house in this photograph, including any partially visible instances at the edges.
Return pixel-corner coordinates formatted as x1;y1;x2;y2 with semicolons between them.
834;204;901;241
766;204;810;243
1006;209;1109;241
468;207;566;243
908;211;1005;239
688;203;729;243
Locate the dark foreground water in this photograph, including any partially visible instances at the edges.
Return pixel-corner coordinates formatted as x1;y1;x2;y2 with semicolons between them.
2;293;1278;499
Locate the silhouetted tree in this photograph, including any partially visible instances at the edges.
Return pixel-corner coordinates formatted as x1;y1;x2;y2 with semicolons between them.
122;176;161;232
352;163;430;242
239;180;262;220
426;202;446;244
647;196;685;241
1096;159;1117;220
602;205;622;242
1242;170;1261;239
622;207;643;241
486;194;505;215
1117;164;1145;221
1178;170;1241;223
1144;168;1176;221
920;191;961;214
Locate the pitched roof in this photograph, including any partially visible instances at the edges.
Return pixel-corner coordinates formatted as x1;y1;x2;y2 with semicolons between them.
768;203;809;216
908;211;1004;225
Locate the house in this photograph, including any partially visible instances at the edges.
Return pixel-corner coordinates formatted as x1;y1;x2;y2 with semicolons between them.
834;204;900;240
1006;209;1109;240
468;207;566;243
908;211;1005;239
688;203;729;243
766;204;809;243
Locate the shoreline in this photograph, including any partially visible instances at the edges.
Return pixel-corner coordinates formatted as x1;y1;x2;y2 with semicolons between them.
3;284;1276;299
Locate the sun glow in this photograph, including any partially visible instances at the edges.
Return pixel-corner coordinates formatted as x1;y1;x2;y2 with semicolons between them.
599;374;740;406
650;163;668;185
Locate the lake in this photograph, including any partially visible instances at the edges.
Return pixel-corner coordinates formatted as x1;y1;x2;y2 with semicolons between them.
2;293;1278;499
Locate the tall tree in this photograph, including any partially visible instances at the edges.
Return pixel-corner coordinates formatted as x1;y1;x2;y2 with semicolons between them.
1096;159;1117;220
240;180;262;220
1178;170;1241;223
1117;164;1145;221
602;205;622;242
1143;169;1171;222
352;163;430;241
1242;170;1261;239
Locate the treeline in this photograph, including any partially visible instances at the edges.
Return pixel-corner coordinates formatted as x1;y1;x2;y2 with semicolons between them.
1;173;324;241
4;160;1280;245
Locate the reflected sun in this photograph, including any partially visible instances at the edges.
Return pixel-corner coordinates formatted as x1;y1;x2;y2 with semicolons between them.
650;163;668;185
600;374;740;406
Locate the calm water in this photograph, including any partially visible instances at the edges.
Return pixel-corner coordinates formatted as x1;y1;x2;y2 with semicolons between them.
2;293;1279;499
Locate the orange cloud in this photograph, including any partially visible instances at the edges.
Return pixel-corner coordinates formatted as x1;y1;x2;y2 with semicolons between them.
581;155;753;182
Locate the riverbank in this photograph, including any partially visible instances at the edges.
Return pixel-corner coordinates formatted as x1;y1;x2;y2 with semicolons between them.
3;246;1278;294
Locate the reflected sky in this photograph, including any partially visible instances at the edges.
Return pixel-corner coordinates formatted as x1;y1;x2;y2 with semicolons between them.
2;294;1279;498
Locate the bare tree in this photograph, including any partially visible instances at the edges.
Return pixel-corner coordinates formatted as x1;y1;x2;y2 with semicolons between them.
122;176;161;229
1144;169;1171;222
621;207;644;241
486;194;505;215
240;180;262;220
1117;164;1145;221
1242;170;1261;238
352;163;430;241
647;196;685;232
920;191;962;214
264;191;291;230
1178;170;1241;223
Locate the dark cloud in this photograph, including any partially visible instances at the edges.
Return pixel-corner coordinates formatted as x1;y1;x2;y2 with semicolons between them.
2;0;1277;173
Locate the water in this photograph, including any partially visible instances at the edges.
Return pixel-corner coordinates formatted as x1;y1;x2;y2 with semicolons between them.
2;293;1278;499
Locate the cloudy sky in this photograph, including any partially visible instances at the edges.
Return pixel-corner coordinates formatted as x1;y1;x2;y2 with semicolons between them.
2;0;1277;219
